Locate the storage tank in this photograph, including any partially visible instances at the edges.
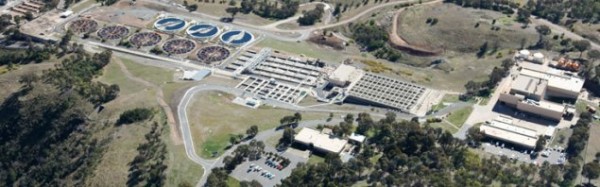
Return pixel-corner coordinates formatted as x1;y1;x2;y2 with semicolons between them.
533;52;544;63
518;50;530;59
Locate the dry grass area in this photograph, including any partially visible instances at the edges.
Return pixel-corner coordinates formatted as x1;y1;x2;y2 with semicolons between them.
256;37;360;63
87;59;202;186
186;91;328;158
582;123;600;186
398;3;539;53
571;22;600;44
0;62;56;101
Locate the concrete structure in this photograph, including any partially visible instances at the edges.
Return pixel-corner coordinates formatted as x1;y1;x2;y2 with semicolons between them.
220;30;253;47
229;48;324;86
236;76;308;104
181;69;211;81
186;23;220;41
154;17;187;33
345;73;426;113
479;116;539;149
294;128;347;154
327;64;364;87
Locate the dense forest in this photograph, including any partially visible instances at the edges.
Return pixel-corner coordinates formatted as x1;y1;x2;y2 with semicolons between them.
277;112;596;186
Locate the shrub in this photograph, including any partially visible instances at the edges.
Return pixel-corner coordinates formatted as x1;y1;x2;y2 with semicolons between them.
117;108;154;125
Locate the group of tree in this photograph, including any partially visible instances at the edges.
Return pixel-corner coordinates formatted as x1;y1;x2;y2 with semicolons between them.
350;21;402;62
229;0;299;20
127;122;168;187
444;0;518;14
281;112;585;186
117;108;155;125
0;47;119;185
297;4;325;26
279;112;302;127
462;58;514;100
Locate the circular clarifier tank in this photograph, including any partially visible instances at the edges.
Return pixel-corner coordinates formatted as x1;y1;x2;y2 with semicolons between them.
154;17;187;32
186;23;220;40
220;30;254;46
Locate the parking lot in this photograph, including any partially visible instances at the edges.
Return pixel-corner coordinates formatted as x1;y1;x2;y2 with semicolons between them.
229;148;308;186
481;141;566;165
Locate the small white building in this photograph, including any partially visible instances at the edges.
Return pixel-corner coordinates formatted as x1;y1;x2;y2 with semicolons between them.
348;133;366;144
327;64;363;87
60;10;73;18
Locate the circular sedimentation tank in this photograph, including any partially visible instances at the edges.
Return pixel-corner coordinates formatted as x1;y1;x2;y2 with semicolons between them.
220;30;253;46
186;23;220;40
162;39;196;54
129;32;162;47
196;46;230;64
97;25;129;40
154;17;187;32
69;19;98;33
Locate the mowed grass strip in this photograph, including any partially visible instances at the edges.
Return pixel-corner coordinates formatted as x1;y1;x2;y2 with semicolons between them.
187;91;328;158
446;106;473;128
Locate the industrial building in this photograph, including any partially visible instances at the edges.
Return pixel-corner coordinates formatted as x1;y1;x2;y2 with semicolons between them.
293;128;348;154
479;116;539;149
327;64;364;87
345;72;427;113
498;64;584;121
236;76;307;104
227;48;325;86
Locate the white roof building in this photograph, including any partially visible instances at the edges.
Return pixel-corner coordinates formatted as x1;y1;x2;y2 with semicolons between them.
294;128;347;154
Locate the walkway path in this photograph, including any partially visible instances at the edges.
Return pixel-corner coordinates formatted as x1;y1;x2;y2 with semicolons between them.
114;57;182;144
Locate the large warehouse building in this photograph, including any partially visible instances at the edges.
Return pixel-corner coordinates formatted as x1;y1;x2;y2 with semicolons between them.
479;116;539;149
498;67;584;121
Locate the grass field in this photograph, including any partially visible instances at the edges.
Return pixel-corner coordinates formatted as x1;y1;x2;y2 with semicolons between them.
187;91;328;158
398;3;539;53
307;155;325;165
256;37;358;63
88;59;201;186
71;0;96;13
446;106;474;128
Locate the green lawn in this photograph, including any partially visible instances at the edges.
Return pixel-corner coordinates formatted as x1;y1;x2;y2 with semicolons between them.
226;177;241;187
446;106;474;128
307;155;325;165
428;121;459;134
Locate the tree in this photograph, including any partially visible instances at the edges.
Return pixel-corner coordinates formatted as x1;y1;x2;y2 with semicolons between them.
281;127;295;145
534;135;546;152
573;40;591;58
117;108;154;125
246;125;259;138
293;112;302;123
582;161;600;184
587;49;600;63
226;7;240;20
535;25;551;35
466;125;484;147
477;41;489;58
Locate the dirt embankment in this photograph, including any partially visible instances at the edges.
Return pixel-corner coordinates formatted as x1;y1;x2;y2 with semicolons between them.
388;2;443;56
